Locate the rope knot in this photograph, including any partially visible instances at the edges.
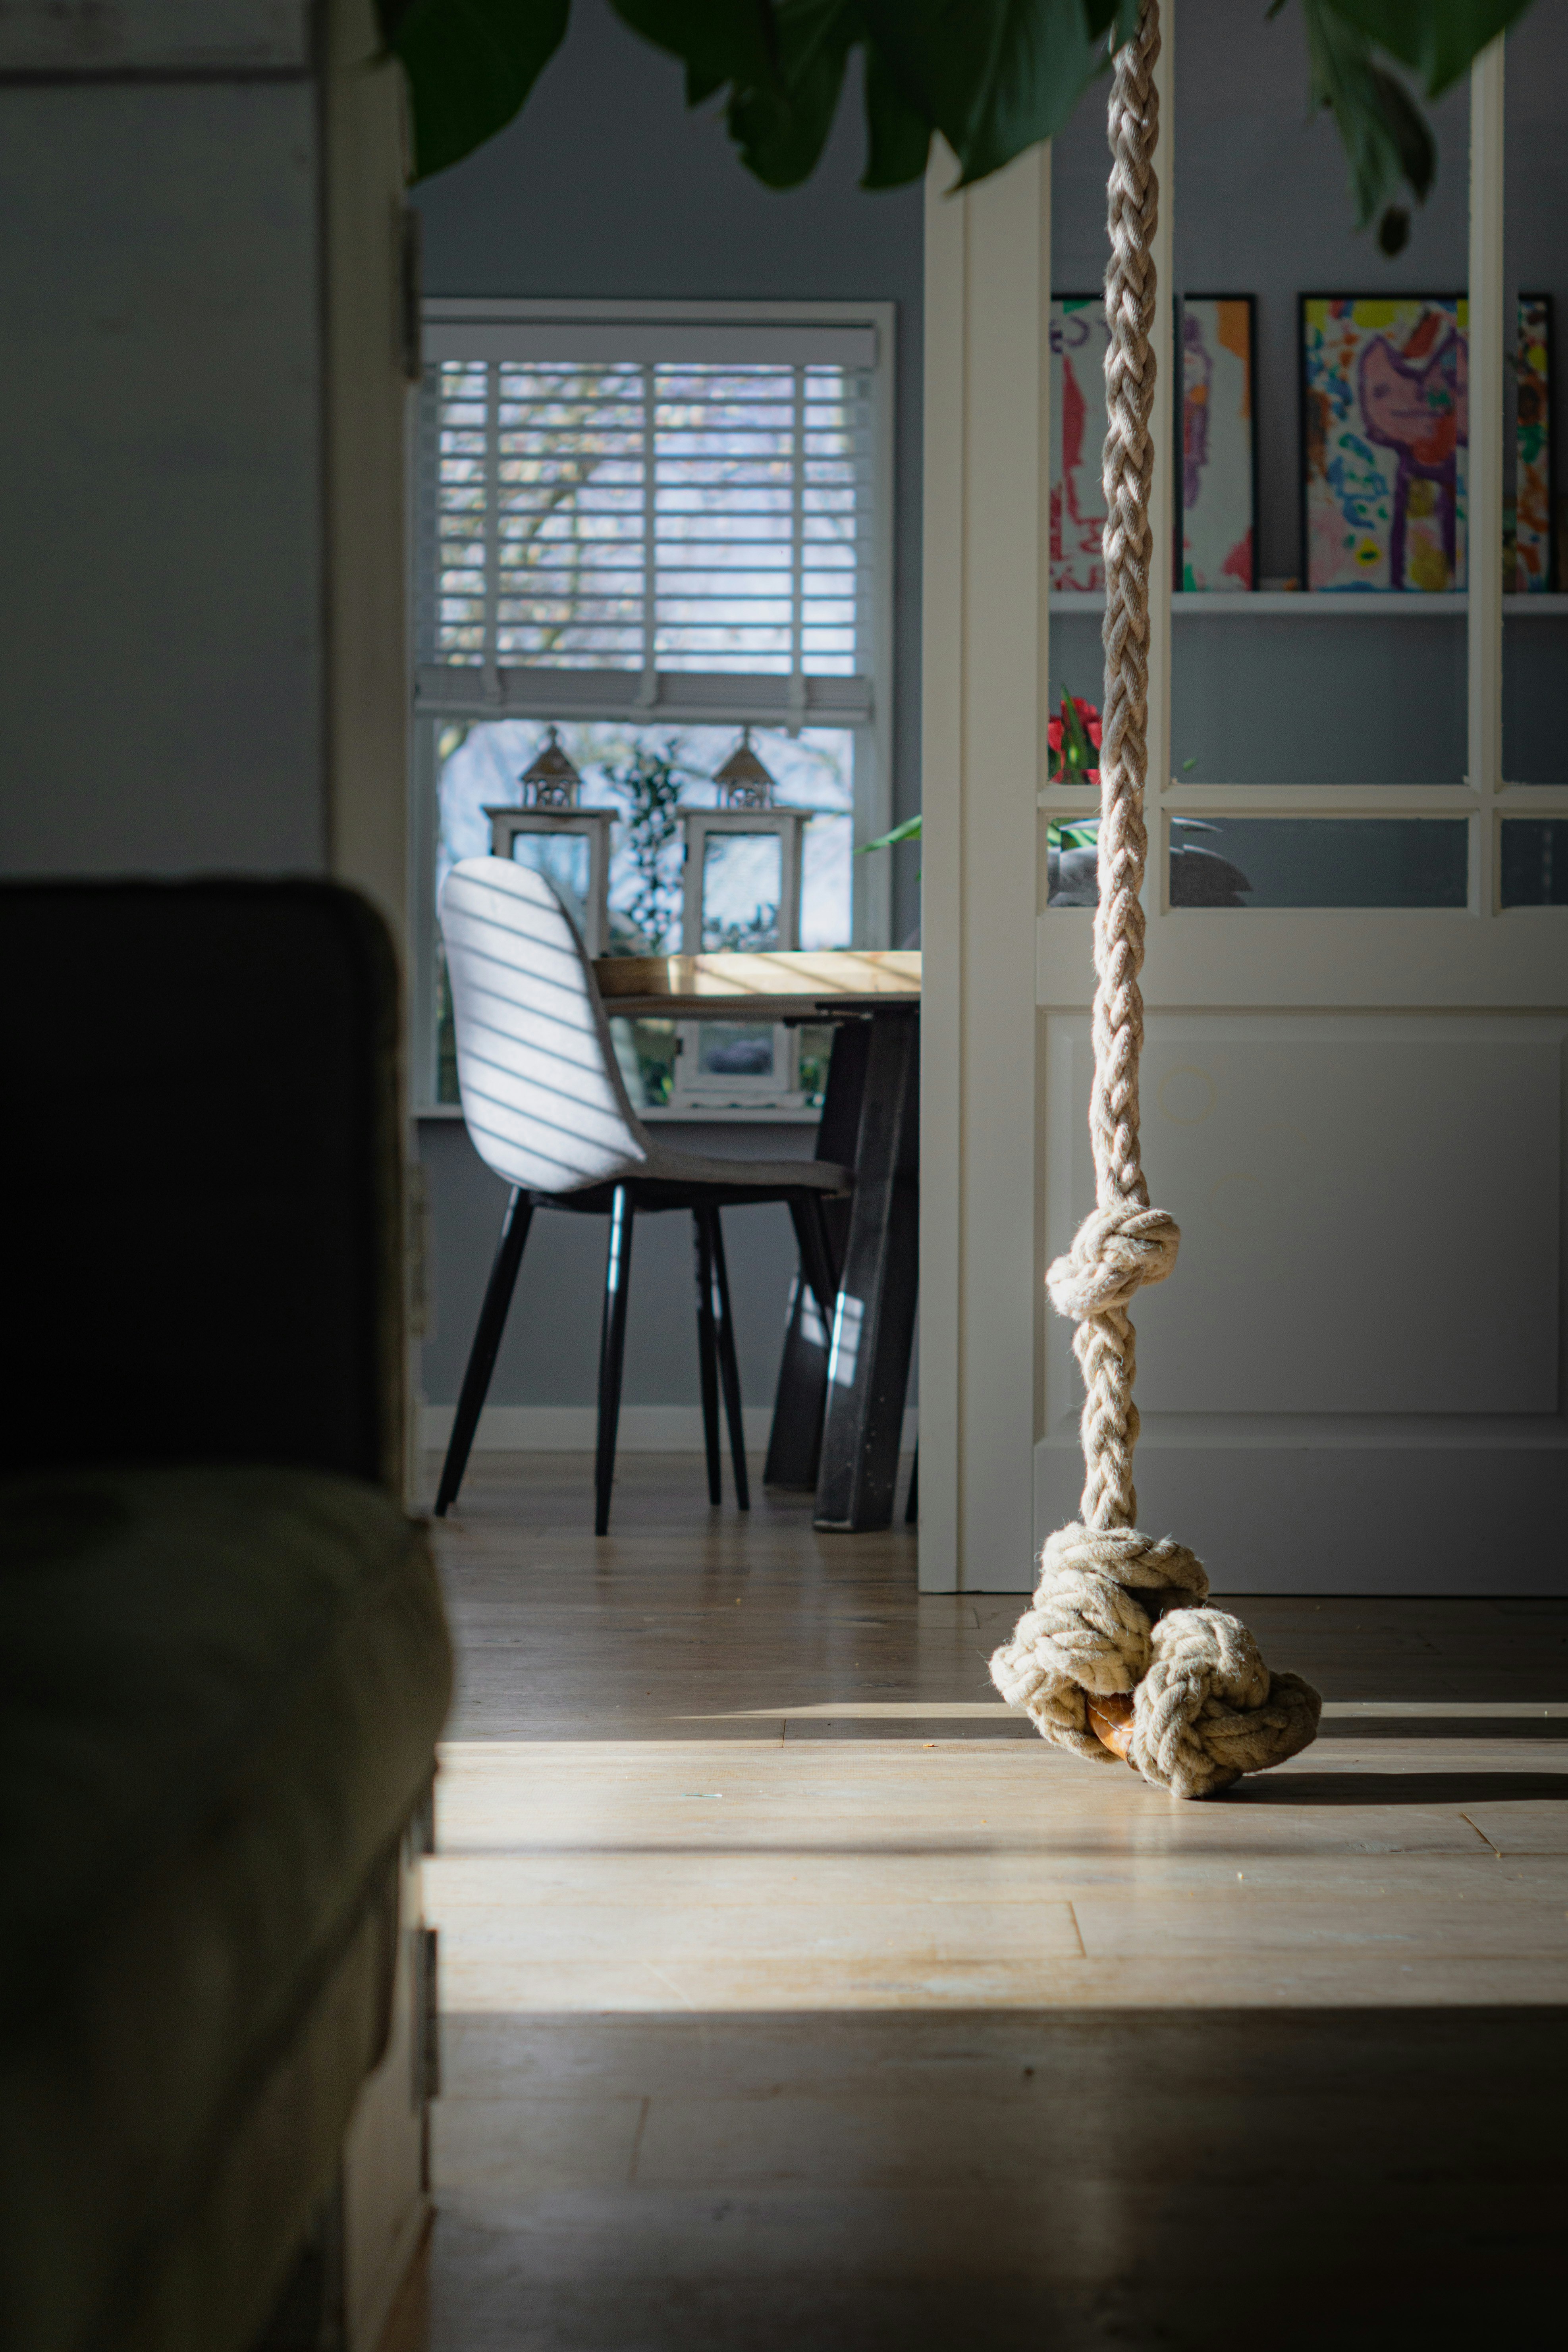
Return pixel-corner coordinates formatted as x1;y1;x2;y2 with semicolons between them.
1133;1610;1323;1801
1046;1203;1180;1321
989;1523;1321;1797
988;1522;1208;1765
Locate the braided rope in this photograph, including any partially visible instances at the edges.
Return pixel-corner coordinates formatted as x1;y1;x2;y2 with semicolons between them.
990;0;1321;1798
1083;0;1163;1534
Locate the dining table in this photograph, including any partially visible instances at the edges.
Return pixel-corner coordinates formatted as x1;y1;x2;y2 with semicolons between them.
594;950;920;1533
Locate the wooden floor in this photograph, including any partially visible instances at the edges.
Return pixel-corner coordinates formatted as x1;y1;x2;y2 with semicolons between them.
426;1453;1568;2351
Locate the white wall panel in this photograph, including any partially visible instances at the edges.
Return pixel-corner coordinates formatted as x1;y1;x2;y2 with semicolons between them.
1049;1016;1561;1417
1030;1006;1568;1594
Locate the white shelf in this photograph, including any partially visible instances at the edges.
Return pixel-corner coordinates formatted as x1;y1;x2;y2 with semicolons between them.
1050;590;1568;618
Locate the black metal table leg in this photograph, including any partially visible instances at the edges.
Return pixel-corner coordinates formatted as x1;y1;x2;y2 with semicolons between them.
762;1020;866;1490
813;1009;919;1533
434;1188;534;1517
692;1208;723;1503
706;1207;750;1511
593;1184;634;1536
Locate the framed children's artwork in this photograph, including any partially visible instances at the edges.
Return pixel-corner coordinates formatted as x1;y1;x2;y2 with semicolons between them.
1050;295;1111;594
1510;292;1553;593
1301;295;1468;592
1177;294;1258;590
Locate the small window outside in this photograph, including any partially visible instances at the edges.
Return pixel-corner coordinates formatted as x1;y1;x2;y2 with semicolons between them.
411;307;894;1112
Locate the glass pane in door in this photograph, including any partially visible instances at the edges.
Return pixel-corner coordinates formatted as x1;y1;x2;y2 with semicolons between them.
1167;818;1470;908
1500;819;1568;904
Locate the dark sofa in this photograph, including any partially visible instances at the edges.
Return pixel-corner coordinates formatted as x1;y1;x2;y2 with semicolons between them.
0;882;453;2352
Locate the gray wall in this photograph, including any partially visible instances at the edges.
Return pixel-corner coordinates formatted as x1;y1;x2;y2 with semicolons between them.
0;75;326;875
413;0;924;1420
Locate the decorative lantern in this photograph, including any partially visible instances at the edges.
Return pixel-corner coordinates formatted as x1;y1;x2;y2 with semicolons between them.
712;725;777;809
672;729;814;1110
677;729;811;956
484;726;615;954
519;725;582;808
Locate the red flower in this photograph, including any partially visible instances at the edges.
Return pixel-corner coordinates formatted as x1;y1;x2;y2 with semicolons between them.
1049;693;1102;780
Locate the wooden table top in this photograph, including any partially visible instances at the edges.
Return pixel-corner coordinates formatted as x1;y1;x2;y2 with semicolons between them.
592;949;921;1020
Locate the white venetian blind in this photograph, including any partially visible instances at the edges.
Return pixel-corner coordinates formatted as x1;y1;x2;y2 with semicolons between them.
415;352;878;725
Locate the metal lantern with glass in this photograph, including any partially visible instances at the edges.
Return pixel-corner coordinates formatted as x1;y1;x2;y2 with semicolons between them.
672;729;813;1111
485;727;616;954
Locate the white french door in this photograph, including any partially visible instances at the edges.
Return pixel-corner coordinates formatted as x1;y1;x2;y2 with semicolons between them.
921;23;1568;1594
1031;34;1568;1596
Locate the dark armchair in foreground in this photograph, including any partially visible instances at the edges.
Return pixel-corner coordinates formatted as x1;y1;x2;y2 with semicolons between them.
0;881;452;2352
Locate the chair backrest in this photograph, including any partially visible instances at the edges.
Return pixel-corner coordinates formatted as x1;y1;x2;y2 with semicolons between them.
440;856;649;1195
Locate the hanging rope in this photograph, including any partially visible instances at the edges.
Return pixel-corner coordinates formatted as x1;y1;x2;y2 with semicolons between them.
990;0;1320;1800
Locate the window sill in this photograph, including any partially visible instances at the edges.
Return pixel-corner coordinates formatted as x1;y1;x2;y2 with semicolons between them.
415;1103;823;1126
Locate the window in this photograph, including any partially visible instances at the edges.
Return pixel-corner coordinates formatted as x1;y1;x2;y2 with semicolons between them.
409;302;895;1112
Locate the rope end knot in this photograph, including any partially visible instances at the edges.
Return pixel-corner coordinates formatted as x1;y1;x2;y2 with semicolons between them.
1046;1203;1180;1321
991;1521;1322;1799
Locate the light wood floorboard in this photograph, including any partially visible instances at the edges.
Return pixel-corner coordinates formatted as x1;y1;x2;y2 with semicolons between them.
426;1452;1568;2350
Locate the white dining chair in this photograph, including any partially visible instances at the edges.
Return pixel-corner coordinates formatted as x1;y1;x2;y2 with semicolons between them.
435;857;850;1533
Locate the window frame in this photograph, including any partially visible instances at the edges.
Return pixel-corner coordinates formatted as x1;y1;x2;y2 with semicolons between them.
408;297;897;1114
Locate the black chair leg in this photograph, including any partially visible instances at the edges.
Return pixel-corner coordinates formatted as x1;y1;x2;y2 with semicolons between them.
706;1207;750;1511
434;1188;534;1517
692;1210;723;1504
905;1442;918;1525
594;1185;635;1535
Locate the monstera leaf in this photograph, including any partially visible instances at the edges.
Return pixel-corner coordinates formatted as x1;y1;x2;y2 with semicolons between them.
615;0;1140;189
1327;0;1532;89
1302;0;1532;248
376;0;1535;256
377;0;571;181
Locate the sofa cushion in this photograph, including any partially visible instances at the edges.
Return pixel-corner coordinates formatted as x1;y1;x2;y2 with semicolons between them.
0;1465;453;2352
0;879;405;1488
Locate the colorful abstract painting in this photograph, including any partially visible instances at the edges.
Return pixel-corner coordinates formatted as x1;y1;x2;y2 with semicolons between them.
1302;296;1468;592
1179;296;1256;590
1050;296;1110;593
1510;293;1553;593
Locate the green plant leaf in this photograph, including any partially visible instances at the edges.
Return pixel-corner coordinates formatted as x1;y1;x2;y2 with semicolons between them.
727;0;860;187
1321;0;1532;94
859;0;1111;189
855;814;923;854
1302;0;1435;235
861;41;933;189
381;0;1543;272
379;0;571;183
609;0;780;99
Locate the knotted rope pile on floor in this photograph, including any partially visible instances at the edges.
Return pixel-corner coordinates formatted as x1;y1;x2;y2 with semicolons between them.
989;0;1320;1799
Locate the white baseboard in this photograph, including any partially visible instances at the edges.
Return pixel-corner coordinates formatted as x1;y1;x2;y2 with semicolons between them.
419;1403;919;1454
